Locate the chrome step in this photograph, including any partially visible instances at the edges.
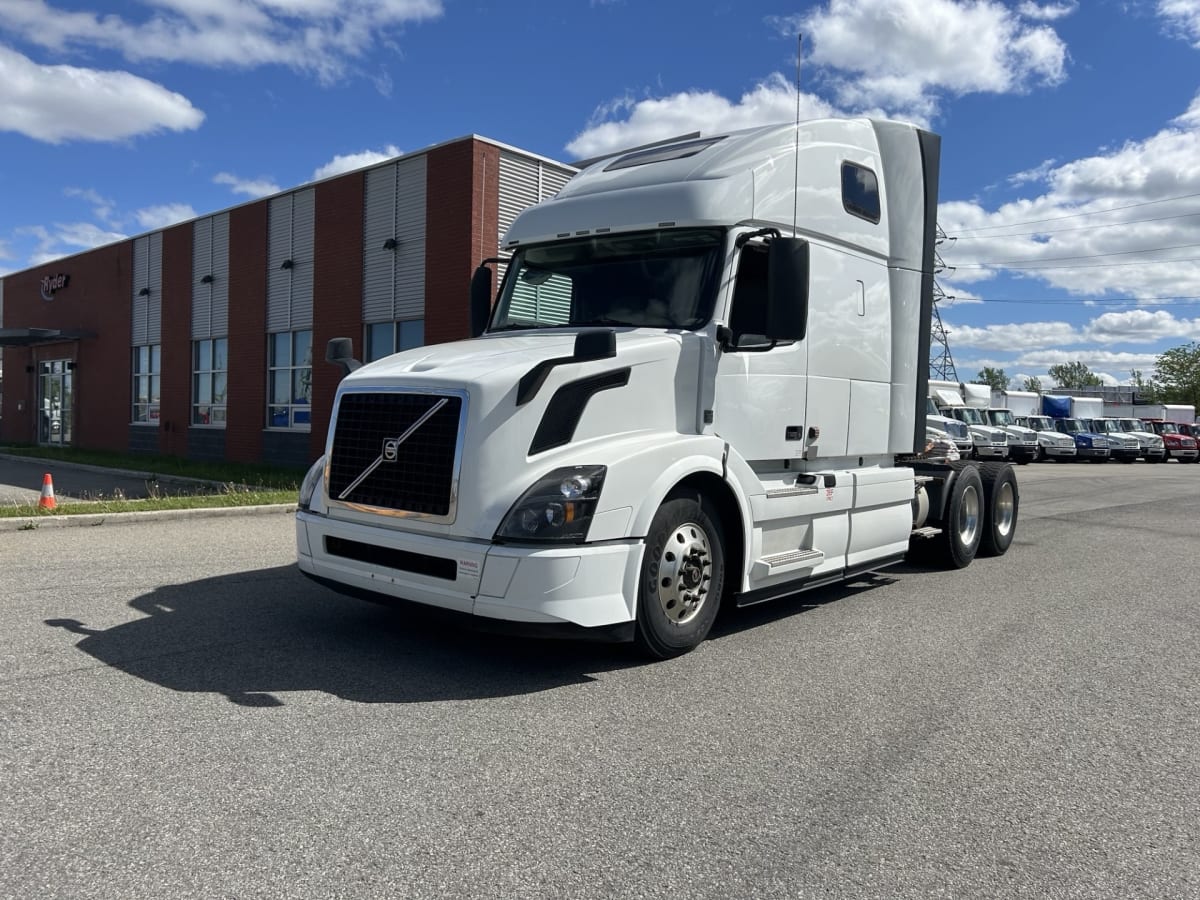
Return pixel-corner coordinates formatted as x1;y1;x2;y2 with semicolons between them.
752;548;825;578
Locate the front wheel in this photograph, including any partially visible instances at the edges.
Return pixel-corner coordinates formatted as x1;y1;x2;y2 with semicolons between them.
634;495;726;659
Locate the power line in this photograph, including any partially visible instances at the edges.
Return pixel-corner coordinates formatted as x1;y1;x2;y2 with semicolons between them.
950;190;1200;234
964;295;1200;305
952;249;1200;270
952;210;1200;240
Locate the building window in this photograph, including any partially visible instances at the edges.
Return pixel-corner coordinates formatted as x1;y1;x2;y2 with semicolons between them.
193;338;228;426
132;344;161;424
365;319;425;363
268;329;312;429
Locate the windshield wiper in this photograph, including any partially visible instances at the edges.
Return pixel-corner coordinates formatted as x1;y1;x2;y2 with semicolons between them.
488;323;542;332
576;316;640;327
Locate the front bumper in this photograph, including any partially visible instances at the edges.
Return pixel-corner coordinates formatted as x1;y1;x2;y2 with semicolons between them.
1077;447;1110;459
296;510;643;631
1043;445;1076;458
1141;448;1166;460
1010;444;1038;461
974;444;1009;458
1168;447;1199;460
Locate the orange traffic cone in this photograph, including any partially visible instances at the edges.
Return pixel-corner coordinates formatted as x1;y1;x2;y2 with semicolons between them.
39;473;57;511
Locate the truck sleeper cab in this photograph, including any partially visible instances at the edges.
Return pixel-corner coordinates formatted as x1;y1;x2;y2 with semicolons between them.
297;118;1020;657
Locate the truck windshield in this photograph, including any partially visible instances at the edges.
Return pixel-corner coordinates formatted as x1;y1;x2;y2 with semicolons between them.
1027;416;1052;431
489;228;725;331
1058;419;1085;434
1117;419;1143;432
988;410;1014;426
1094;420;1118;433
953;407;985;425
1155;422;1179;434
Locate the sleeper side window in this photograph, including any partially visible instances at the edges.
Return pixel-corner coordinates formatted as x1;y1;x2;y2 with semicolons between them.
842;162;880;224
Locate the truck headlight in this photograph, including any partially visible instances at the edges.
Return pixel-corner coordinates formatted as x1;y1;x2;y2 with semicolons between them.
298;455;326;510
496;465;607;543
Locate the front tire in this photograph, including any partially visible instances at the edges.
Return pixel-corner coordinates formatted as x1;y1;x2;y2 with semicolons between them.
977;462;1018;557
634;494;726;659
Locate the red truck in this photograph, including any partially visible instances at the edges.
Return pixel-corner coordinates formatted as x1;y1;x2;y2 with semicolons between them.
1143;420;1199;463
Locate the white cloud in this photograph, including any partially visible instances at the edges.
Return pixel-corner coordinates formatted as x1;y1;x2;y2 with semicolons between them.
1159;0;1200;47
1083;309;1200;344
312;145;401;180
63;187;118;225
20;221;128;264
0;45;204;143
567;0;1069;159
945;309;1200;354
944;319;1082;351
1017;2;1078;22
0;0;443;85
793;0;1068;120
566;75;837;160
940;92;1200;301
213;172;281;198
135;203;198;230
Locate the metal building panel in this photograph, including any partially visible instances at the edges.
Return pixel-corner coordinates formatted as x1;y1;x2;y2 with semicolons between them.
192;217;214;339
211;212;230;336
363;164;398;323
132;234;149;345
290;188;315;329
392;155;427;320
498;152;540;246
147;232;163;343
267;195;294;332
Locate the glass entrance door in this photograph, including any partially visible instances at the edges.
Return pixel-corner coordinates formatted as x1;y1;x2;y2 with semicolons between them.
38;360;74;446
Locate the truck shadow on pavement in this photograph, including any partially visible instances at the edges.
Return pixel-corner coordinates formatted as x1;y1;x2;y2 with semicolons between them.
44;565;644;706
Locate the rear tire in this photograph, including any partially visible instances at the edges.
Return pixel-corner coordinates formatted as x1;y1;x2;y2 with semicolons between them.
925;463;983;569
977;462;1018;557
634;494;726;659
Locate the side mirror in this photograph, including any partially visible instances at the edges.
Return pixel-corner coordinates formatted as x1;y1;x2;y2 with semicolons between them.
326;337;361;377
765;238;809;341
470;263;495;337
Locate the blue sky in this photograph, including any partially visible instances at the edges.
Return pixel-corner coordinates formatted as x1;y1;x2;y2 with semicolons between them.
2;0;1199;388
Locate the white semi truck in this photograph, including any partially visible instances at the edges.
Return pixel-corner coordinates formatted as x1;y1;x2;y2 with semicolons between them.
296;118;1021;657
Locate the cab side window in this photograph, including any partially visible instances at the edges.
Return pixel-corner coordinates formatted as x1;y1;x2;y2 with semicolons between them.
727;243;770;347
842;162;880;224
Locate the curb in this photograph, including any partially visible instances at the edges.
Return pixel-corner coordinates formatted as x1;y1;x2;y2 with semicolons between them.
1;503;297;531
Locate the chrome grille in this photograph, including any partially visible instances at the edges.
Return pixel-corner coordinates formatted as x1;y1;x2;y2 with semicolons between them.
328;391;464;517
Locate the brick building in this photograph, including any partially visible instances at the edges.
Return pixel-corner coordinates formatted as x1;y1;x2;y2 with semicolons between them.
0;136;573;468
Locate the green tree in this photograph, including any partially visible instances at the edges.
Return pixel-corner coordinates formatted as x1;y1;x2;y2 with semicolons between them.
1022;375;1043;393
1153;342;1200;408
973;367;1010;392
1048;361;1103;389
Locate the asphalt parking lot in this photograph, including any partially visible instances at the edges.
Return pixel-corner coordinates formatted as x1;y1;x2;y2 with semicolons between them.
2;462;1197;899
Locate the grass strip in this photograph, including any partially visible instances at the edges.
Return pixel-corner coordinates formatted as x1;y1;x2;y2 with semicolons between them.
0;488;297;518
0;444;304;490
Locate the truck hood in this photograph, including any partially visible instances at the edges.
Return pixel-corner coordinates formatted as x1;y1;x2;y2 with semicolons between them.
344;330;677;389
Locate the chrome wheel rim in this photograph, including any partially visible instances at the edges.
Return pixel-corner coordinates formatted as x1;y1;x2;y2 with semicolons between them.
994;481;1015;538
958;485;980;548
652;522;713;625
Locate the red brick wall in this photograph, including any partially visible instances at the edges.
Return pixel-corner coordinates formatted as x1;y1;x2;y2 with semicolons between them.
424;139;501;346
159;223;193;456
0;243;131;450
226;201;268;463
311;171;365;461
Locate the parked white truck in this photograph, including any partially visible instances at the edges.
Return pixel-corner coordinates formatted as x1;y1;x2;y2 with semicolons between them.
928;379;1010;460
1001;390;1077;461
297;118;1020;657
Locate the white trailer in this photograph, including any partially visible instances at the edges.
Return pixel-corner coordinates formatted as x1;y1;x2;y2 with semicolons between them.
297;118;1021;657
1135;403;1196;423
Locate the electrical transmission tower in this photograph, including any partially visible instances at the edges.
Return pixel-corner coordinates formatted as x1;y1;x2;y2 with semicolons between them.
929;224;958;382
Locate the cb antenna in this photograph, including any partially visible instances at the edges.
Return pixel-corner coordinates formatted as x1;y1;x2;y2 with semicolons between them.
792;33;802;235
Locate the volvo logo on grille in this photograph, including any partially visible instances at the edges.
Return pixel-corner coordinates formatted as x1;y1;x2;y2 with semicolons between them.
337;397;449;501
